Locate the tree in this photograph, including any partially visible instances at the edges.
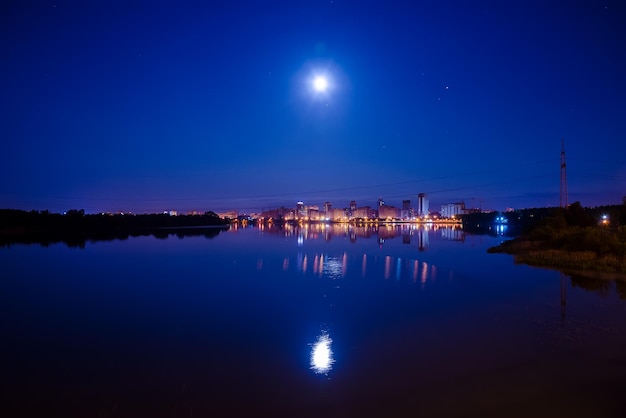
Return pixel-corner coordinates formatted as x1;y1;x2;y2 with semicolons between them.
564;202;596;227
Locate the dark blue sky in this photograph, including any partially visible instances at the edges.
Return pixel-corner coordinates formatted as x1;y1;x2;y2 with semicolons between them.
2;0;625;214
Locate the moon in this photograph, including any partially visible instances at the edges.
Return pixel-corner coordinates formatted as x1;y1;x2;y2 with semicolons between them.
313;76;328;92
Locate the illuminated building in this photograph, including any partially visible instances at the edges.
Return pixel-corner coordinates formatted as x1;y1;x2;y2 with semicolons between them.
441;202;465;218
260;208;279;219
283;209;296;220
353;206;374;219
331;208;347;220
418;193;429;217
324;201;332;214
379;205;399;219
308;208;320;221
349;200;357;216
401;199;412;220
296;201;306;219
216;210;237;219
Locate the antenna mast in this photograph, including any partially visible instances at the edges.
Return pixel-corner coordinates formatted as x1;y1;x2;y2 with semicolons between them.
560;139;568;208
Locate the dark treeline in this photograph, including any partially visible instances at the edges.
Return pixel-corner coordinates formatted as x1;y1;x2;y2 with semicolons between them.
461;202;626;235
487;202;626;275
0;209;230;248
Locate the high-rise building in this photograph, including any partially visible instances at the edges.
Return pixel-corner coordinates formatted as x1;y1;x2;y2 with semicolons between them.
324;201;332;214
308;208;320;220
418;193;429;217
296;201;306;219
331;208;347;220
378;197;385;208
353;206;374;218
401;200;412;220
441;202;465;218
379;205;399;219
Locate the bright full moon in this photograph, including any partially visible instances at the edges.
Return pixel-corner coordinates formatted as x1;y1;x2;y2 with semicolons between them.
313;76;328;92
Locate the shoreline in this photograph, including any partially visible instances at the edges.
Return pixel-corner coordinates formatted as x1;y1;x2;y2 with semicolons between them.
0;210;231;247
489;232;626;279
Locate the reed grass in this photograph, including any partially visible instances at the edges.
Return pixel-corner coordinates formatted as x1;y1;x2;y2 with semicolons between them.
489;225;626;274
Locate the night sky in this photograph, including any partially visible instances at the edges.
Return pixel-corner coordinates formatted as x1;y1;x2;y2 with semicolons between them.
2;1;625;214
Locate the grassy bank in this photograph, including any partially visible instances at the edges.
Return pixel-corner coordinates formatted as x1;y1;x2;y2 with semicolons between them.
488;204;626;276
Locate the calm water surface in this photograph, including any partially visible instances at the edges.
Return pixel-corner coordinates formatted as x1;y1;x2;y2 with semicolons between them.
1;224;626;417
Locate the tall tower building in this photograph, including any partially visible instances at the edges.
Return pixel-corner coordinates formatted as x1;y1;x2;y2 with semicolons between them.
401;199;412;220
296;201;306;219
324;201;332;214
418;193;429;217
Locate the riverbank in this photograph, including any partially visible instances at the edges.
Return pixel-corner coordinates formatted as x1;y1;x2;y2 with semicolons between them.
0;209;230;247
488;225;626;277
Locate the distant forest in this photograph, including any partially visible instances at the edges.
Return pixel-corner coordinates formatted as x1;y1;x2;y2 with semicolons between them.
0;209;230;248
461;202;626;234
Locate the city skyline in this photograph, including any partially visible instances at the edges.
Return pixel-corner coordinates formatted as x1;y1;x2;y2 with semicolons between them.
2;2;625;214
255;193;455;221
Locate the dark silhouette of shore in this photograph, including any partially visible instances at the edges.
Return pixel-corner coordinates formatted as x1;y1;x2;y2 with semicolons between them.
488;202;626;276
0;209;230;248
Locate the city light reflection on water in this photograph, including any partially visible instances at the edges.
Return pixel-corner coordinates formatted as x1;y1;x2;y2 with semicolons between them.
277;249;439;287
258;222;464;245
251;224;454;285
273;246;441;282
495;224;508;235
312;253;347;279
4;223;626;416
253;224;468;376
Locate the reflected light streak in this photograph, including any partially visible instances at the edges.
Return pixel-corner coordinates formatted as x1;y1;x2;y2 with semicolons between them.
297;253;303;272
396;257;402;280
310;333;334;374
313;255;319;274
319;254;324;277
362;254;367;277
384;256;392;279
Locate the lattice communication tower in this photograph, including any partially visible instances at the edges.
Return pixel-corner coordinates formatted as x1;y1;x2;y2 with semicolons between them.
560;139;568;208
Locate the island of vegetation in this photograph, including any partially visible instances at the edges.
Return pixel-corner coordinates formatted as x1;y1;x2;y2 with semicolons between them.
487;202;626;276
0;209;230;248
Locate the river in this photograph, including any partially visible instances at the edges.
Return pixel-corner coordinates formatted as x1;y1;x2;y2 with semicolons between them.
1;223;625;417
